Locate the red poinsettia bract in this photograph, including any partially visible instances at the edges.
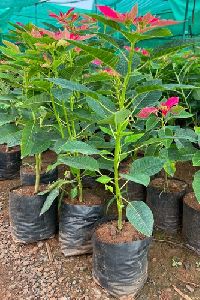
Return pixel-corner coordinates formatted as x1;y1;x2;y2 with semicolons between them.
49;8;75;22
30;28;94;41
137;97;179;118
97;4;178;32
96;4;138;23
133;13;178;33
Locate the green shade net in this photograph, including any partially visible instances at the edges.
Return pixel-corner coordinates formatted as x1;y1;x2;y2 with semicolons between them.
0;0;199;42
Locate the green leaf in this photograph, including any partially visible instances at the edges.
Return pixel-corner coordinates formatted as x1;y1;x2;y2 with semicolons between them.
97;157;114;171
58;156;99;171
192;88;200;100
96;175;112;184
175;128;197;144
70;186;78;199
105;184;113;193
84;73;112;83
146;114;159;131
114;108;130;125
106;196;115;213
195;127;200;134
164;160;176;177
54;141;100;155
2;40;20;53
48;78;115;115
89;13;121;31
169;110;193;119
66;40;118;69
40;188;59;215
98;32;121;49
124;133;144;144
130;156;165;177
0;124;21;147
21;123;52;158
136;84;163;94
192;151;200;166
99;126;113;136
48;78;97;99
120;173;150;187
126;201;154;237
24;93;51;107
122;28;172;44
75;54;94;66
163;84;196;90
152;39;196;60
192;171;200;203
0;112;16;126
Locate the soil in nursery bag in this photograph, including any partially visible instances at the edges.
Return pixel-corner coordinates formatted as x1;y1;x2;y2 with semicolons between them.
146;178;187;233
93;221;151;298
59;189;105;257
183;192;200;254
0;145;21;180
9;185;58;243
20;164;58;186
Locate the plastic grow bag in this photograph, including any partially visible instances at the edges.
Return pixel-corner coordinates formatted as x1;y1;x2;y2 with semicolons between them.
146;180;187;233
9;186;58;243
182;200;200;254
20;166;58;186
0;147;21;180
59;201;104;256
93;232;151;297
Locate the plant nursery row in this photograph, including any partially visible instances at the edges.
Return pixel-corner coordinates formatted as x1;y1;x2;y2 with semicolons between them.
0;4;200;298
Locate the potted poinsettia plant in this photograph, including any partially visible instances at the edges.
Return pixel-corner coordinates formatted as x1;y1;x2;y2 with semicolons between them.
16;8;107;254
57;3;189;297
138;97;191;233
0;35;62;243
9;109;59;243
39;88;107;256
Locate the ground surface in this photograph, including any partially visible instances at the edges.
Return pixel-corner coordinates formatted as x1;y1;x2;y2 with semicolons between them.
0;164;200;300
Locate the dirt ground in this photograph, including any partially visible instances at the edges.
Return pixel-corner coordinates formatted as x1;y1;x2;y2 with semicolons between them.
0;162;200;300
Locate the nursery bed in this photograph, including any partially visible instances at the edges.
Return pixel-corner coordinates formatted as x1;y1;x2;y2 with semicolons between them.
0;178;200;300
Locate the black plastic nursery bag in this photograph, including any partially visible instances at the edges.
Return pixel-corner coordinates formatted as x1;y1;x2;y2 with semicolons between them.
59;202;104;256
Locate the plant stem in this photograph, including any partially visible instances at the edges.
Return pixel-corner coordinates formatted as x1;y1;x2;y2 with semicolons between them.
121;42;135;107
62;100;72;139
114;128;123;230
35;153;41;194
77;169;83;202
50;93;65;138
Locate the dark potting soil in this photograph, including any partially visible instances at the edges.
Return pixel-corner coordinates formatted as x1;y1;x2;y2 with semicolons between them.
184;192;200;212
0;145;20;153
95;221;145;244
64;189;103;206
11;185;47;196
150;177;187;193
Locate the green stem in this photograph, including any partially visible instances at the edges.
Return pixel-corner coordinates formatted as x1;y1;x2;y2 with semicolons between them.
77;169;83;202
114;128;123;230
62;100;72;139
50;93;64;138
35;153;42;194
121;42;135;107
70;95;76;138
